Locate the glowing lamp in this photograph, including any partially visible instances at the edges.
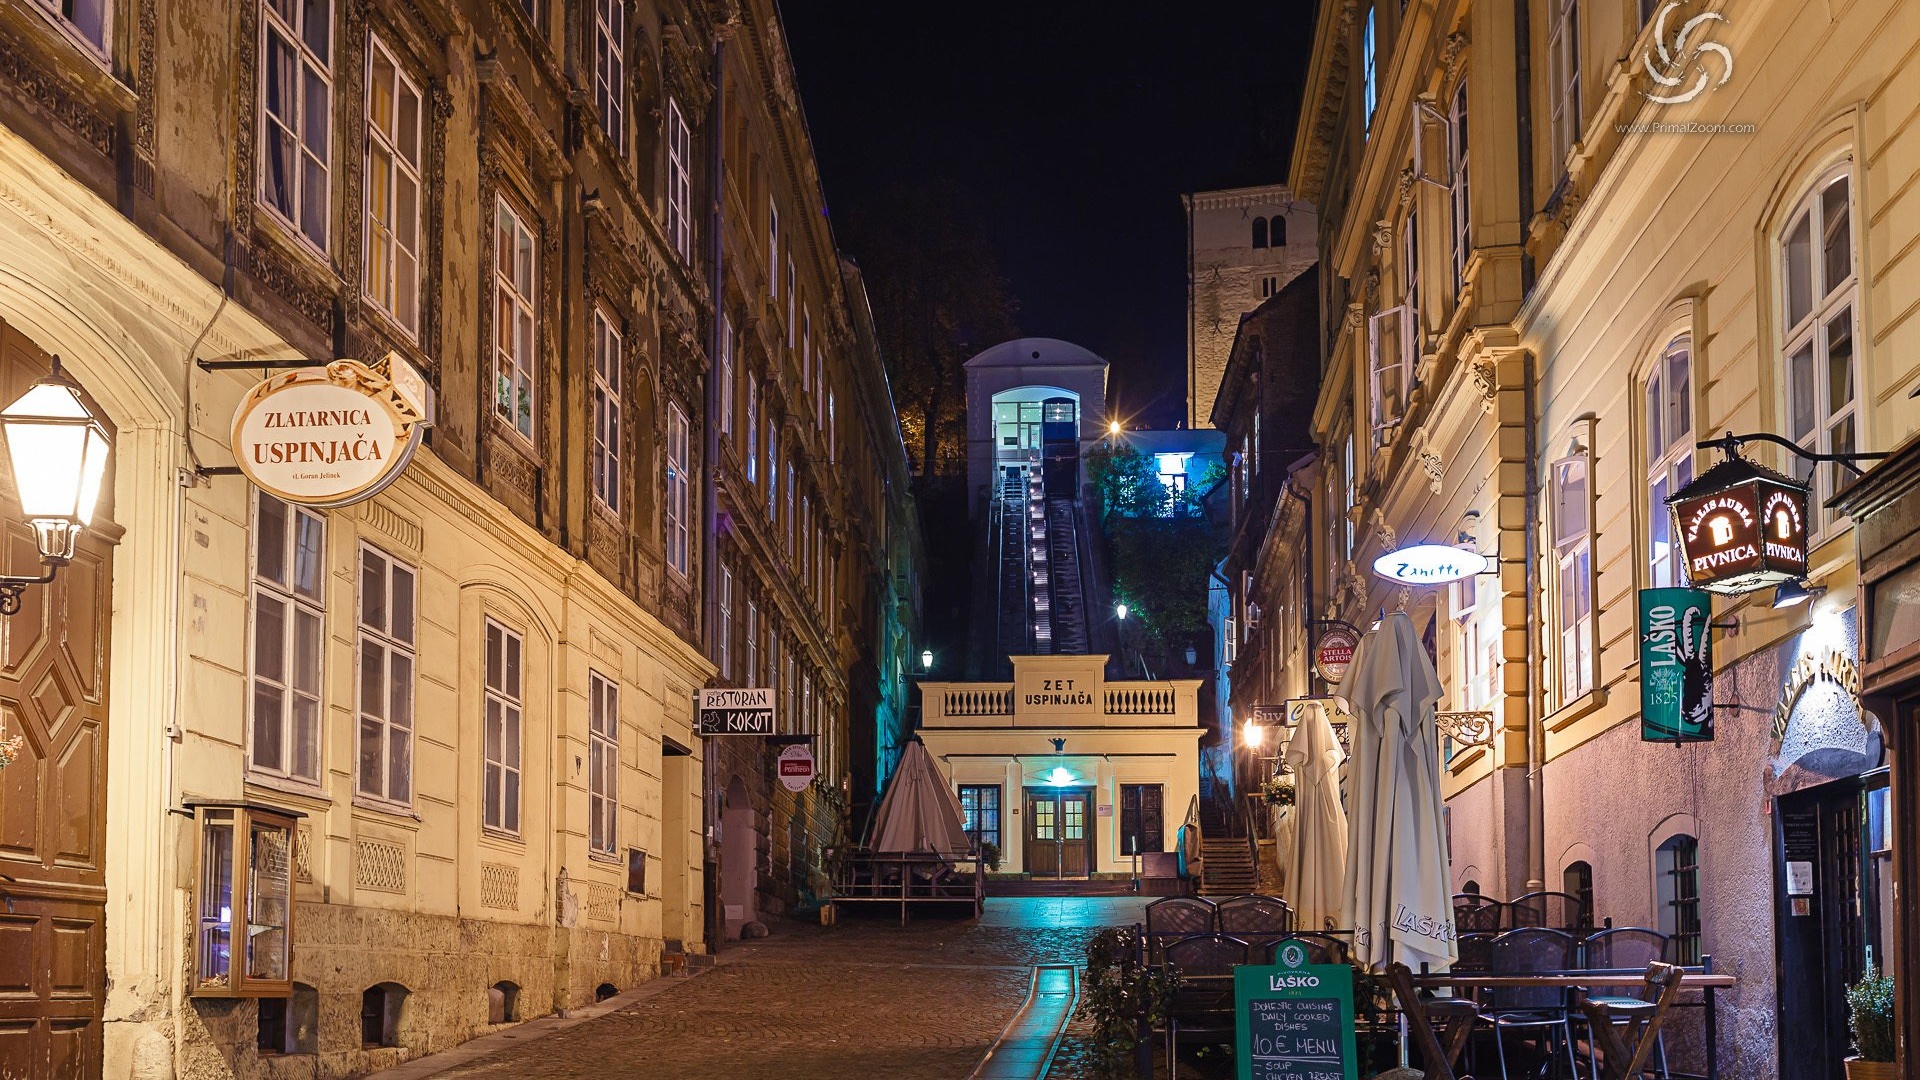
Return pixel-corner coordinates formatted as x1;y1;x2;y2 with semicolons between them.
0;358;111;614
1667;451;1810;595
1048;766;1074;786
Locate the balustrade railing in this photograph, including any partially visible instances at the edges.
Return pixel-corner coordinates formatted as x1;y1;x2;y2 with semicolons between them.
1104;684;1177;715
941;686;1014;716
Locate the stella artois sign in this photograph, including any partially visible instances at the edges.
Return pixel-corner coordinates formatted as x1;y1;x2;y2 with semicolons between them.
1666;453;1810;595
231;354;432;508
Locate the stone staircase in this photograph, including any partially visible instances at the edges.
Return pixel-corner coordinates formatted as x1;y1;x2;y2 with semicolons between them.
1195;796;1259;897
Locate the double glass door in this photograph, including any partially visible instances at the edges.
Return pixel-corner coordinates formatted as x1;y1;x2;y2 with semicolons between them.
1025;788;1091;878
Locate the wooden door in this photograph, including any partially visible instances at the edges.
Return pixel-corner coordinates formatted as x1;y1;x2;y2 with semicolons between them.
1023;790;1091;878
0;341;113;1079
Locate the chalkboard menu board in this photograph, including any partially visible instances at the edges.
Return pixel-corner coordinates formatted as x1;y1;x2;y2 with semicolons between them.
1234;946;1358;1080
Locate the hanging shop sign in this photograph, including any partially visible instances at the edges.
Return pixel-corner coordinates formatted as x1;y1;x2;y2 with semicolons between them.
1235;943;1359;1080
1314;625;1361;685
1639;588;1714;742
776;743;815;792
230;354;431;508
1371;543;1491;586
1666;454;1809;595
698;687;775;736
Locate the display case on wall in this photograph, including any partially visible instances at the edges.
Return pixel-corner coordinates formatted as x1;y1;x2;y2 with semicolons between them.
189;802;300;998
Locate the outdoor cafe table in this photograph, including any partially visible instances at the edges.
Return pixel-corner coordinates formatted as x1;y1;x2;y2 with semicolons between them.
1384;964;1738;1080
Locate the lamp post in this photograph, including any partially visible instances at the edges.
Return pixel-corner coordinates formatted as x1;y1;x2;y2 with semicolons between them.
0;358;111;615
921;648;933;672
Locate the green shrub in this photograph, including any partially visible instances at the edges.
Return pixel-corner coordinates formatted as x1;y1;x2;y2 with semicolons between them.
1846;962;1895;1062
1078;927;1181;1077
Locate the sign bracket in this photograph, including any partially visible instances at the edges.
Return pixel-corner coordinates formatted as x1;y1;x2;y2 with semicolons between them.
196;357;332;372
1698;430;1891;478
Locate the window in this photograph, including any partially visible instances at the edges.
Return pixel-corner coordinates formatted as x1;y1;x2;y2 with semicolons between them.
35;0;109;54
493;199;538;441
1552;449;1593;702
260;0;333;246
591;309;622;510
1271;216;1286;247
765;422;778;515
1547;0;1581;167
665;404;690;576
1781;167;1859;531
592;0;625;153
1562;861;1595;934
360;984;406;1048
487;982;519;1025
745;377;759;483
1120;784;1165;854
357;545;416;804
1638;0;1658;25
718;315;735;434
193;805;297;997
665;98;692;261
786;258;797;345
251;493;325;785
718;564;733;678
1450;79;1471;292
259;984;318;1054
480;619;523;834
827;392;836;462
363;37;421;335
958;784;1001;850
1361;7;1378;133
745;599;759;686
1252;217;1269;248
1260;276;1278;299
784;463;796;555
1645;335;1693;587
1656;835;1701;964
589;672;618;854
801;309;812;382
1369;304;1410;438
768;200;780;297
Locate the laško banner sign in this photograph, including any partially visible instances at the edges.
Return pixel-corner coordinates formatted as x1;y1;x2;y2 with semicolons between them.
1639;588;1714;742
231;354;433;508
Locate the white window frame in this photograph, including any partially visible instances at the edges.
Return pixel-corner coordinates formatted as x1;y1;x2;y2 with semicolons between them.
250;491;326;786
718;315;735;435
1449;79;1471;293
33;0;111;58
259;0;334;249
785;463;796;555
718;564;734;679
786;258;797;346
356;544;416;805
494;198;539;442
591;308;622;511
1552;444;1595;705
745;377;759;483
593;0;626;154
1361;6;1378;134
589;672;619;855
665;98;692;262
1547;0;1581;168
745;599;760;686
1780;165;1861;535
766;422;778;515
482;618;524;836
1369;303;1411;439
363;35;423;337
666;403;690;576
1645;335;1693;588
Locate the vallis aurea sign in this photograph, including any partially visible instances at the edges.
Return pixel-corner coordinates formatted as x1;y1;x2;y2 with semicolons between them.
1665;453;1809;595
231;354;433;508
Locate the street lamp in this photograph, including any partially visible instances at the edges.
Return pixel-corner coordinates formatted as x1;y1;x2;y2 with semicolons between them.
920;648;933;671
1115;602;1128;621
1242;719;1264;751
0;358;111;615
1108;420;1122;437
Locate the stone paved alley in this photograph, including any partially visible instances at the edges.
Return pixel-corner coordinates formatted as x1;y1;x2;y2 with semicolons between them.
382;898;1152;1080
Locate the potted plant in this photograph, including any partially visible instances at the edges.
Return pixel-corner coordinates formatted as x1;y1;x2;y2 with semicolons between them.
1261;773;1296;807
1845;962;1896;1079
978;840;1002;873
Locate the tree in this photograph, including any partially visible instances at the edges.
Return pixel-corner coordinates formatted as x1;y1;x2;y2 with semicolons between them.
840;181;1020;476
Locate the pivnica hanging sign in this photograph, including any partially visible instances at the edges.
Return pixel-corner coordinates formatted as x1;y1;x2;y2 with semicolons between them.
1666;452;1809;595
231;355;432;508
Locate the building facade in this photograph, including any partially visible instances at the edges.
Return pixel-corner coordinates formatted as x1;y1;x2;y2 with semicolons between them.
0;2;916;1078
1269;0;1920;1077
1183;184;1318;430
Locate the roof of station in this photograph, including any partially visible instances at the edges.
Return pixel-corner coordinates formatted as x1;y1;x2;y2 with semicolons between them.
963;337;1111;370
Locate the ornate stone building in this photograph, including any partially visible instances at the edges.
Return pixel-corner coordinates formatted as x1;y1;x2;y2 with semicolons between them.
0;1;918;1078
1183;184;1317;430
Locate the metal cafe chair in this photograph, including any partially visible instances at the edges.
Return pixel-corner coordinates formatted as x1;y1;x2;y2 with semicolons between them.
1579;927;1676;1079
1455;930;1499;974
1144;896;1217;963
1216;894;1294;951
1454;891;1507;935
1508;890;1588;934
1162;934;1250;1079
1477;927;1584;1080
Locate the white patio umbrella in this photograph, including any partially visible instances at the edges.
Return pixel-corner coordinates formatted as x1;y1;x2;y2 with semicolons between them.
1283;698;1349;934
1340;611;1457;972
872;740;973;855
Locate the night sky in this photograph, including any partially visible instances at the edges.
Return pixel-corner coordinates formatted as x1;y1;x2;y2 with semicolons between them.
783;2;1316;429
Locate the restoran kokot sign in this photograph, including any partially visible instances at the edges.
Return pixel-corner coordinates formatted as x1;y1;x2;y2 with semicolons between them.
1666;455;1809;595
231;354;432;508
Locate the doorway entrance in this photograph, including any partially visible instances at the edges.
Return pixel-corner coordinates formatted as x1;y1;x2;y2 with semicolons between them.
1023;788;1092;877
1775;772;1890;1080
721;775;756;939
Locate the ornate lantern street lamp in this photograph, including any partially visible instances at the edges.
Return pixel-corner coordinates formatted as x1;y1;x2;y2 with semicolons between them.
0;358;111;614
1665;443;1811;596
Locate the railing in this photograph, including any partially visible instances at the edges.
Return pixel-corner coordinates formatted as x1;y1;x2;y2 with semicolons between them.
831;849;986;926
942;686;1015;716
1105;684;1178;715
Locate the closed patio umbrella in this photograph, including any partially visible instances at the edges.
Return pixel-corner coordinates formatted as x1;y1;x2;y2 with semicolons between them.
872;740;973;855
1340;611;1457;972
1283;698;1349;933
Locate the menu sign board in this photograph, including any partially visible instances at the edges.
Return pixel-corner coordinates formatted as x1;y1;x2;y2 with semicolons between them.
1668;459;1809;595
1235;944;1358;1080
698;688;775;736
1639;588;1714;743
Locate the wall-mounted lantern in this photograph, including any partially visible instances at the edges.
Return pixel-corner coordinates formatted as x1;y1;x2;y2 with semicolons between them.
1666;447;1810;596
0;358;111;615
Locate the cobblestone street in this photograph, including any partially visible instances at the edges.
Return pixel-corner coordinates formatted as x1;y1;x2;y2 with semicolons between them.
397;898;1150;1080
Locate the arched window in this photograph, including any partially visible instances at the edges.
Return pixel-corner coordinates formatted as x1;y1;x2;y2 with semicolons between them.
1645;334;1693;587
1270;215;1286;248
258;982;318;1054
1780;165;1859;531
1655;835;1701;964
1251;217;1269;249
1461;879;1481;895
595;982;620;1002
488;981;520;1024
1562;861;1594;933
361;983;408;1048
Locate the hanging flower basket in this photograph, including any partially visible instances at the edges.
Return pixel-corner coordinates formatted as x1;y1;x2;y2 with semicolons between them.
1261;773;1296;807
